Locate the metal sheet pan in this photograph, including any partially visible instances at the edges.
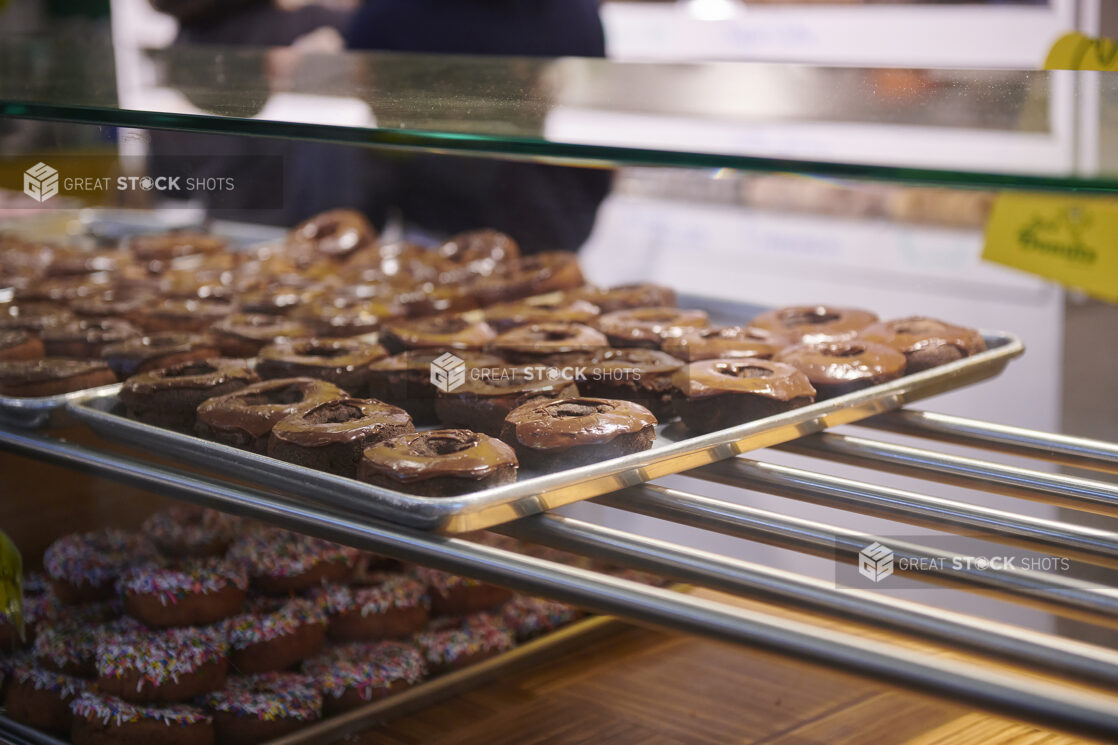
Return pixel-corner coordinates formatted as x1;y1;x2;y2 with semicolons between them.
0;612;631;745
0;384;122;430
67;320;1023;533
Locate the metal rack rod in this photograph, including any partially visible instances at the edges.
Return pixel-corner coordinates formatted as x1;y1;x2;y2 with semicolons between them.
597;484;1118;629
692;457;1118;569
862;409;1118;476
778;432;1118;517
502;513;1118;688
4;429;1118;740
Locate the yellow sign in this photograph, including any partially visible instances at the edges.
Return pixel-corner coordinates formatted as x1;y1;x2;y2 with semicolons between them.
0;531;22;643
983;193;1118;303
1044;32;1118;71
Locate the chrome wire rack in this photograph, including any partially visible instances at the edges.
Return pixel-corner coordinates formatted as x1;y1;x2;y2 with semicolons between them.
3;409;1118;741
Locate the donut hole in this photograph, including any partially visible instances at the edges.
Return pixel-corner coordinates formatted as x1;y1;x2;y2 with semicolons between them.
893;319;941;335
305;402;364;424
536;329;574;342
302;345;352;359
414;432;476;456
162;362;219;378
818;343;865;358
420;318;469;334
548;401;607;418
715;363;773;379
779;308;840;327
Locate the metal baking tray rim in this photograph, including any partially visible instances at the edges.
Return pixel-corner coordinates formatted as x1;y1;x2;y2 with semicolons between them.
65;329;1022;533
0;383;123;429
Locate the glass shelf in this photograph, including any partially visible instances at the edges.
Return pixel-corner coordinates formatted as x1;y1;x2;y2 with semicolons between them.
1;37;1117;191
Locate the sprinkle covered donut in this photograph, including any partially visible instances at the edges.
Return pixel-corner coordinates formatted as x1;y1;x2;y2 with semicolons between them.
227;529;358;595
44;529;160;604
117;560;248;628
499;596;581;641
95;625;228;703
33;617;144;679
142;506;242;558
312;574;430;641
222;598;327;674
414;567;513;617
303;641;426;714
198;672;322;745
4;664;88;734
70;690;213;745
413;615;515;673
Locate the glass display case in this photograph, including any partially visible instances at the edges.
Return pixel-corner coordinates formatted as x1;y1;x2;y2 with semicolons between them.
1;34;1117;745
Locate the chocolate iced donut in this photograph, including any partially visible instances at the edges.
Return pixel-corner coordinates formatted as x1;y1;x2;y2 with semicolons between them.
554;348;683;419
570;283;676;312
3;664;88;734
40;318;140;358
0;329;44;361
596;307;709;349
437;229;519;276
70;691;213;745
256;338;386;393
195;378;346;451
661;326;785;362
500;397;657;470
268;397;415;477
357;429;518;496
433;366;578;436
671;358;816;433
468;251;585;305
120;359;260;430
134;298;235;334
858;316;987;373
379;315;497;354
46;248;133;277
366;350;505;425
209;314;312;358
0;302;73;333
0;359;117;397
70;287;156;320
749;305;878;344
101;332;220;379
292;295;405;336
415;569;514;617
775;341;907;398
483;296;600;332
491;322;608;362
289;208;377;259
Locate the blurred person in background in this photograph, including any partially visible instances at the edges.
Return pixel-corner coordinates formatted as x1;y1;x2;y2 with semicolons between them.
342;0;612;254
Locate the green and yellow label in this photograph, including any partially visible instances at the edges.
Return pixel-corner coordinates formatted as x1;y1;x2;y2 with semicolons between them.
983;193;1118;302
0;531;22;642
1044;32;1118;71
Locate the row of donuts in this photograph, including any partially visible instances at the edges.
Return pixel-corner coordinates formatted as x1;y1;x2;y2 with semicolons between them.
0;510;599;745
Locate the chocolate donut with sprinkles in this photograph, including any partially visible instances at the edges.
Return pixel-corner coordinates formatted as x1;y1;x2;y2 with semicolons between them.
197;672;322;745
221;597;327;674
70;690;213;745
312;574;430;641
3;664;88;734
95;625;228;703
141;506;242;559
415;567;514;616
2;572;54;650
413;615;515;673
226;529;358;595
303;641;426;714
44;530;160;604
117;559;248;629
499;595;582;641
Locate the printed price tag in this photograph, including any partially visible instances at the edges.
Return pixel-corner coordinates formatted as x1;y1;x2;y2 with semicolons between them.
982;193;1118;302
1044;32;1118;71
